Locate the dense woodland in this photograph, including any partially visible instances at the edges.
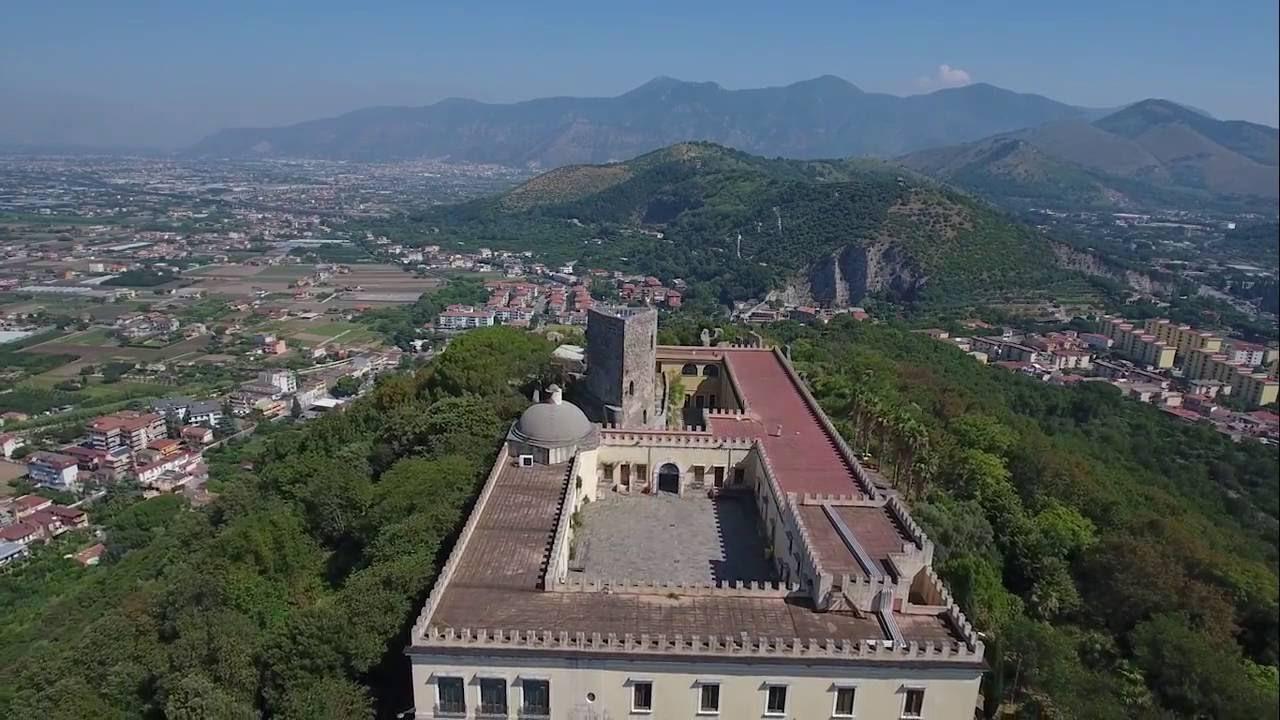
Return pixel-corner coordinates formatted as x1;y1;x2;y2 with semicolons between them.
1;319;1276;718
775;320;1279;718
0;327;552;719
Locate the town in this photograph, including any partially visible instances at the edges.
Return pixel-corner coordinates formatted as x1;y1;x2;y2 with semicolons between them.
916;315;1279;442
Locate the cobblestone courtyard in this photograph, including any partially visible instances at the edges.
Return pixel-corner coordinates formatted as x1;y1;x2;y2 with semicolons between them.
570;491;777;585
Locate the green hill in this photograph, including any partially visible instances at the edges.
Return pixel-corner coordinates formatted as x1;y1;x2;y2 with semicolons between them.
395;142;1079;309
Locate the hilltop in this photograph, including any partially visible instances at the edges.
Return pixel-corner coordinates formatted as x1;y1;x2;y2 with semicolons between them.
899;99;1279;211
187;76;1100;165
395;142;1081;309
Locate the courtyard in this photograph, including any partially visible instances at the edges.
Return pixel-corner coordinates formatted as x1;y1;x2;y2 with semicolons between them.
569;490;778;585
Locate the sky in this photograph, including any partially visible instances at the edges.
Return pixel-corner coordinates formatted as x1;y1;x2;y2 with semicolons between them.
1;0;1277;148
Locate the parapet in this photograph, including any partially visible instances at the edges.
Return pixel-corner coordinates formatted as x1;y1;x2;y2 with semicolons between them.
418;625;985;663
552;577;800;599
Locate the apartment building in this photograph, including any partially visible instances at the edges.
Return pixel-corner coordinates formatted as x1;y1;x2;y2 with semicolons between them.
1185;348;1279;408
1098;316;1175;369
1142;318;1222;360
437;305;496;330
87;411;166;454
258;369;298;394
26;452;80;491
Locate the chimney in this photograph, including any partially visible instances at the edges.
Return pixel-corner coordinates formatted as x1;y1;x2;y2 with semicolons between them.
548;384;563;405
532;388;541;403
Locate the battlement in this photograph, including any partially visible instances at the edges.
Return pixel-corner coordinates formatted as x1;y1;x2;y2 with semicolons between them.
885;494;934;563
419;625;984;662
412;444;511;639
544;454;581;589
599;427;754;449
797;492;880;507
552;577;800;598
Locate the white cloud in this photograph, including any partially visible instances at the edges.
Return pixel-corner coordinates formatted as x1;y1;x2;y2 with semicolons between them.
916;64;973;91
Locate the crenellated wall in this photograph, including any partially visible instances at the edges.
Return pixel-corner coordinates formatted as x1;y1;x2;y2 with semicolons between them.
411;444;511;641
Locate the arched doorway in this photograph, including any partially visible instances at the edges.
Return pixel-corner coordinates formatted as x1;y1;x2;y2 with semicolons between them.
657;463;680;494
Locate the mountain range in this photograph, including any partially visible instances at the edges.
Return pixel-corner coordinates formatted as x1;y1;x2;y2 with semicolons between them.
187;76;1110;166
898;99;1279;209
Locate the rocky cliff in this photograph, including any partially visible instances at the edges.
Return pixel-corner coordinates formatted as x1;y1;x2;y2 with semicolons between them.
775;240;928;307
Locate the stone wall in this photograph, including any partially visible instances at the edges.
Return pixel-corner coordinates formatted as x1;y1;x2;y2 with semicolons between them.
584;307;658;427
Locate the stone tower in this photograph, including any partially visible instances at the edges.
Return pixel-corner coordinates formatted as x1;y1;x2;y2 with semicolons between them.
583;306;658;428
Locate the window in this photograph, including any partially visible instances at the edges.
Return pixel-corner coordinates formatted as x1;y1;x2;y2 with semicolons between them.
765;685;787;715
632;681;653;712
902;688;925;719
628;380;635;395
479;678;507;715
436;677;465;714
699;683;720;713
833;687;856;717
521;679;550;717
703;364;719;377
681;363;698;376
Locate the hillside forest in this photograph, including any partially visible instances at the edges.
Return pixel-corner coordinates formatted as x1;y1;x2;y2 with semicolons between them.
0;321;1275;719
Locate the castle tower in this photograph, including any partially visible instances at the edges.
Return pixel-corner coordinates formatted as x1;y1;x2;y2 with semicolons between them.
583;306;658;428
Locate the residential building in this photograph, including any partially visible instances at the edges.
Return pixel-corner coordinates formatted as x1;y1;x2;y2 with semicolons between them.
1220;339;1267;368
437;305;496;330
0;432;23;459
187;400;224;427
259;369;299;394
1185;348;1280;408
0;540;29;567
27;452;80;491
1098;316;1175;369
1235;373;1280;409
0;522;42;546
135;450;201;488
88;411;166;454
1142;319;1222;361
10;495;51;520
407;309;984;720
73;543;106;566
180;425;215;445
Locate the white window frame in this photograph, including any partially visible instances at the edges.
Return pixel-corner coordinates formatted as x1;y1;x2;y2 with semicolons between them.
433;675;466;714
630;679;654;713
696;679;721;715
900;686;926;719
831;683;857;718
764;683;789;717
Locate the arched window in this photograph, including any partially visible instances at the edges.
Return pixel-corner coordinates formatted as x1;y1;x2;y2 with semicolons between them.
681;363;698;376
703;365;720;377
628;380;635;396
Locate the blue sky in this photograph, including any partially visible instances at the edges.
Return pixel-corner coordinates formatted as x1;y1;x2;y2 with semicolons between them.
1;0;1276;146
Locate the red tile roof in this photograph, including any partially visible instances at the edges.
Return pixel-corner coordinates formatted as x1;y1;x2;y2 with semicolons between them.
708;350;864;496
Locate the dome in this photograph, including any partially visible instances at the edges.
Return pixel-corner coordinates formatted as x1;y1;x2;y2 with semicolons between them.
512;399;594;447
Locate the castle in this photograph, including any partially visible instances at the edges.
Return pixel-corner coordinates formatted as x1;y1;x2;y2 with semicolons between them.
407;307;984;719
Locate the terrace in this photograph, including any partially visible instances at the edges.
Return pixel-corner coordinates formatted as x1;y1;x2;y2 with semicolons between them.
568;491;776;585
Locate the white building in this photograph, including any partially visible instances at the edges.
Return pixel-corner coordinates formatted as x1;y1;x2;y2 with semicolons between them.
258;369;298;394
406;311;983;720
437;305;496;331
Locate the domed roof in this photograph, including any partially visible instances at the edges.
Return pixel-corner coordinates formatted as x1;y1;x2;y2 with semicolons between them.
512;398;594;447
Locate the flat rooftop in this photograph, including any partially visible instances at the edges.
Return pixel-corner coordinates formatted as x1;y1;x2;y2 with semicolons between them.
569;492;776;585
422;460;965;658
797;504;913;578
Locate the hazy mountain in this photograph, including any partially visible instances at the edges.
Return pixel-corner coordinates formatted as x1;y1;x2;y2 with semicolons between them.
898;99;1279;209
186;76;1103;166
